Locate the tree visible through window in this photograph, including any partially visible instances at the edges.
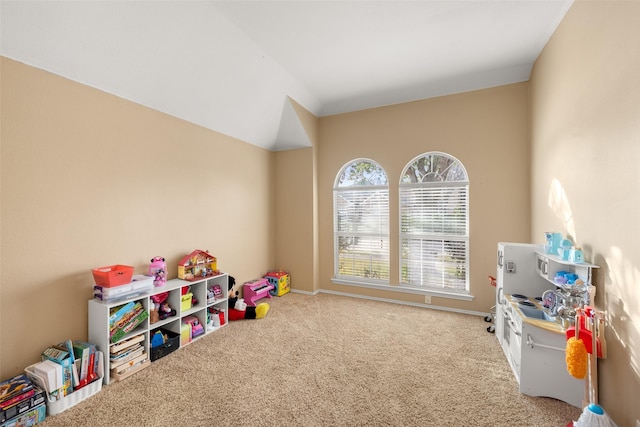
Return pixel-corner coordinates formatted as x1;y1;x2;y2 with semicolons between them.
400;152;469;292
334;159;389;282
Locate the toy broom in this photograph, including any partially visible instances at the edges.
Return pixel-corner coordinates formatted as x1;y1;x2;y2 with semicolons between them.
573;311;614;427
566;311;587;379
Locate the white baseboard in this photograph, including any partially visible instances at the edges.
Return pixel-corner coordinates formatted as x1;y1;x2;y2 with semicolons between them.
290;288;488;317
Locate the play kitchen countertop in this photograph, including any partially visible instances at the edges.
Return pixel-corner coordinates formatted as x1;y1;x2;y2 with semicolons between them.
505;294;572;334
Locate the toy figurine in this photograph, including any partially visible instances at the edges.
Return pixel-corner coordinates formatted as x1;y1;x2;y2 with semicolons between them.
149;256;167;287
159;302;176;320
150;292;176;321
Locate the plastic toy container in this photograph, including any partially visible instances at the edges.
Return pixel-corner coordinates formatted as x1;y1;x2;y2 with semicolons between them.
180;323;191;345
92;265;134;287
181;293;193;312
26;352;104;416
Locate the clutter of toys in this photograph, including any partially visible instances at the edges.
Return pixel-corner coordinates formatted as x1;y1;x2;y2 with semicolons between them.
1;249;290;424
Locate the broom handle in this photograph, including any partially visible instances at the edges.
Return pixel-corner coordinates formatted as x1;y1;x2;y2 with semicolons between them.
576;311;590;409
590;312;598;404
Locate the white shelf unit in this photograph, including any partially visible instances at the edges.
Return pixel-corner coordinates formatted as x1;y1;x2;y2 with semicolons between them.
535;251;598;284
88;273;228;384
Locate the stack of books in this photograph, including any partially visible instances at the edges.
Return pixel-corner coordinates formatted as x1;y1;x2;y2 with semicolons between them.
109;334;149;380
0;374;46;426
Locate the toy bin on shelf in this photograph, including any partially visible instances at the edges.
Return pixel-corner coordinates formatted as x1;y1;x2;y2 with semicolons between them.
150;329;180;362
92;265;134;287
181;293;193;312
25;352;104;416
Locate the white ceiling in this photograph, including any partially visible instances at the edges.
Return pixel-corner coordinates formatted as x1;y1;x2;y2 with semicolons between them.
0;0;573;151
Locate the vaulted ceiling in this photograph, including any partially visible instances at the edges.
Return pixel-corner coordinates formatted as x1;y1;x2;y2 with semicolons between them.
0;1;573;151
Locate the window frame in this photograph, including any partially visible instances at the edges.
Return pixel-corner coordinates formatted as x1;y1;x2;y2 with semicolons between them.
399;152;469;294
333;159;390;284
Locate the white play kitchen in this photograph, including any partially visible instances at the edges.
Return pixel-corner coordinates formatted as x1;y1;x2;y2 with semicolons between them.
494;239;602;408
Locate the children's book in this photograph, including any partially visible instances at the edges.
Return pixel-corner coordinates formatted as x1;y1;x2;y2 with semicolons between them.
0;374;33;405
72;341;91;382
113;353;147;374
110;345;144;370
1;401;46;426
110;343;142;361
74;341;98;383
57;340;80;387
109;301;136;325
0;388;35;410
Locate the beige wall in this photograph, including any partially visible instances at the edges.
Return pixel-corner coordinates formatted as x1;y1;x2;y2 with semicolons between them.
4;2;637;422
273;98;321;294
0;57;276;377
530;1;640;425
317;83;532;313
274;147;315;292
1;58;532;378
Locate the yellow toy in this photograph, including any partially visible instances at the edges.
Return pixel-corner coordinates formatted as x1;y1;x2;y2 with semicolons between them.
264;270;290;297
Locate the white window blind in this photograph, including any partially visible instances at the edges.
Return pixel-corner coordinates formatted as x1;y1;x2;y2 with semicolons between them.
400;153;469;292
334;160;389;282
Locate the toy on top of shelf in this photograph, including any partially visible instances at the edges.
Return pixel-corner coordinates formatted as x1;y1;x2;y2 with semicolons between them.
177;249;219;281
149;257;166;287
92;265;134;287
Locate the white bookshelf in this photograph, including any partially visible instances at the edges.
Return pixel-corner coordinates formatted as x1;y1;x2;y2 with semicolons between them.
88;273;228;384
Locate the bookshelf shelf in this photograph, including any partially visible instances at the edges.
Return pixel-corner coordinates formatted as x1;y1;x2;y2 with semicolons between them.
88;273;228;384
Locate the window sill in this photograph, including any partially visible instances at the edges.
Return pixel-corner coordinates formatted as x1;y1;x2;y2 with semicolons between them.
330;278;474;301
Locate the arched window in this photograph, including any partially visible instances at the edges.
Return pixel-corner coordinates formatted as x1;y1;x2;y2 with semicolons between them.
399;152;469;293
333;159;389;282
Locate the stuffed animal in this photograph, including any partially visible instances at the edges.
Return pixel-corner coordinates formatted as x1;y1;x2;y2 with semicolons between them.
228;276;269;320
150;292;176;321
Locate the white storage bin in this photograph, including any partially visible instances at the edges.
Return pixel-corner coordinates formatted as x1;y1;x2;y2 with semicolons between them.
26;351;104;416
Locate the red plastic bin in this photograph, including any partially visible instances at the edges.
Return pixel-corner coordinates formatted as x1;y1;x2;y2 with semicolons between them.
92;265;134;287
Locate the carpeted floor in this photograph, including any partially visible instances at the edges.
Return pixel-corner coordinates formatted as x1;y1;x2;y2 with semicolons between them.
38;292;582;426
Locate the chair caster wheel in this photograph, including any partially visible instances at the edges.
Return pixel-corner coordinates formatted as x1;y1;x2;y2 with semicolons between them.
487;325;495;333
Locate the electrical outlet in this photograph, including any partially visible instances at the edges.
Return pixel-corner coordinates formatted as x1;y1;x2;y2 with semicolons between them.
424;295;431;304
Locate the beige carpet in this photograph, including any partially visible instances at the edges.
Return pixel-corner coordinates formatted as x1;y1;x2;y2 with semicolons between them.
38;292;581;426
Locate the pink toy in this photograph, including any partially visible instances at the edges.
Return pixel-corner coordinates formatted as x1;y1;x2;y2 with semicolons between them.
243;278;274;307
149;256;167;287
183;315;204;339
